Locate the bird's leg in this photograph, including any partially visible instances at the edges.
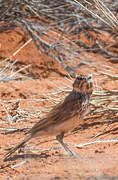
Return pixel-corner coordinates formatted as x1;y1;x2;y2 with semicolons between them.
56;132;75;156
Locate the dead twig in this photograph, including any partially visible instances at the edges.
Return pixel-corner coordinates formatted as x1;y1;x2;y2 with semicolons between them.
76;138;118;148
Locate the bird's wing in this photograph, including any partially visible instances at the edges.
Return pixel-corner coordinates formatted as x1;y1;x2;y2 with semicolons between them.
27;102;66;135
27;91;81;135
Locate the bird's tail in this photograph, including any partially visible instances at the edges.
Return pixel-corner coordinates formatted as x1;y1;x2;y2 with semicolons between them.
4;134;32;161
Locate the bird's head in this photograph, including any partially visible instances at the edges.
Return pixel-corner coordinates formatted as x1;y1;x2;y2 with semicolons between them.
73;75;93;94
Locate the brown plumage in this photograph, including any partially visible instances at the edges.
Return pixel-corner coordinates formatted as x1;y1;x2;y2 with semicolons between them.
4;75;93;160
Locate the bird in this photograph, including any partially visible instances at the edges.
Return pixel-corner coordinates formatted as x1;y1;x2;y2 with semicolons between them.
4;75;93;160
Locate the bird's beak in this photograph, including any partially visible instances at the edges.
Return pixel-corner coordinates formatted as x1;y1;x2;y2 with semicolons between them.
88;74;93;83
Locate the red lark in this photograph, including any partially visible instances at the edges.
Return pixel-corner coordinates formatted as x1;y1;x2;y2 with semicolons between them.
4;75;93;160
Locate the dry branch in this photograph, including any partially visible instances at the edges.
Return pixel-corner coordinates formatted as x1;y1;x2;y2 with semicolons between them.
0;0;118;75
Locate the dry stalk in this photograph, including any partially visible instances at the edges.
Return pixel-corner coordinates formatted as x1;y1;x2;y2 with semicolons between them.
76;138;118;148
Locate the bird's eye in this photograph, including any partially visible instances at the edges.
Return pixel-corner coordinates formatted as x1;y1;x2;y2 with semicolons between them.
77;75;83;80
88;74;92;80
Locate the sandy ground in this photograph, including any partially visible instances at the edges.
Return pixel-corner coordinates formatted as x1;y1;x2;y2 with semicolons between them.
0;28;118;180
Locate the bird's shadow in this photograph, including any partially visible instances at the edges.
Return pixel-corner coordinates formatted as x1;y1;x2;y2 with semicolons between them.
4;152;50;162
74;119;118;138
